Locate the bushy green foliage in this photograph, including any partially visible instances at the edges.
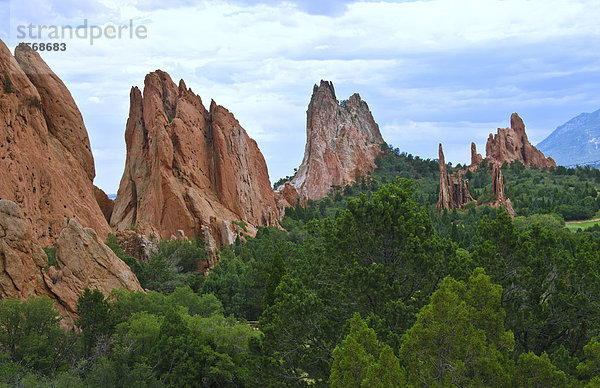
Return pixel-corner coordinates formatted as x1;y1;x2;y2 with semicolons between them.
203;227;300;320
0;297;64;375
138;238;205;293
3;76;13;93
43;245;56;268
76;288;115;356
399;269;514;387
259;179;462;383
330;313;406;388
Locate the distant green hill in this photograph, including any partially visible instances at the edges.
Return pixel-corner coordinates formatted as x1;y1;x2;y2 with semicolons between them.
537;108;600;166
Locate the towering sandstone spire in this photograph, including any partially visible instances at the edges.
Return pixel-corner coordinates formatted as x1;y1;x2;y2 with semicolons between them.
111;71;278;246
437;144;474;211
289;81;385;200
0;42;110;244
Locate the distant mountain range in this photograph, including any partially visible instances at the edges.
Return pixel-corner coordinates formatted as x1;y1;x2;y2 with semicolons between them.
537;108;600;167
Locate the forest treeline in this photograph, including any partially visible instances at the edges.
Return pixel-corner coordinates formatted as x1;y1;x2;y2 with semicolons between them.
2;146;600;387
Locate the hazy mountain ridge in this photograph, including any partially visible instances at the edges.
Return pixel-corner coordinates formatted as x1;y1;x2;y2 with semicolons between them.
537;108;600;166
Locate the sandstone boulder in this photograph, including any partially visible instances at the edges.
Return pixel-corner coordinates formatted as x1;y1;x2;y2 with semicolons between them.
274;182;306;217
43;218;143;314
289;81;385;200
115;229;157;263
0;200;143;322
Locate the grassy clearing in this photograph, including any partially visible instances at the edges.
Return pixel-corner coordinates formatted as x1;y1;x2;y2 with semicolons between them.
565;219;600;230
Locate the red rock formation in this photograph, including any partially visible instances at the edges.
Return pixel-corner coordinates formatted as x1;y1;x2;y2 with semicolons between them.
486;113;556;168
471;142;483;166
0;200;50;300
44;218;143;314
289;81;385;200
111;71;277;248
115;230;157;263
437;144;475;211
0;200;142;324
0;41;110;245
274;182;306;216
491;164;515;217
93;185;114;224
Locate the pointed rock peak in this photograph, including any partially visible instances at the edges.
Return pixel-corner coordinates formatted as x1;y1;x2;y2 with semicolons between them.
178;79;187;94
312;80;337;101
437;143;474;211
471;142;482;165
438;143;445;164
347;92;363;104
510;112;526;135
290;81;385;200
14;43;52;75
209;98;218;112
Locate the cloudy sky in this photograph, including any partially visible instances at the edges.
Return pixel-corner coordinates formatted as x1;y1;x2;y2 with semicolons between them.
2;0;600;193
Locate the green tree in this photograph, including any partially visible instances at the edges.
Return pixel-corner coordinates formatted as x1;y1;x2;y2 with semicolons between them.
0;296;63;373
514;352;568;387
330;313;379;388
76;288;115;356
577;338;600;382
399;269;514;387
264;252;286;308
330;313;407;388
362;344;407;388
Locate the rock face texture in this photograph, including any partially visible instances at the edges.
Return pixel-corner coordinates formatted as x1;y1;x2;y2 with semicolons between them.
289;81;385;200
110;71;277;246
0;41;110;245
0;200;142;320
486;113;556;168
115;230;157;263
0;200;50;300
471;142;483;166
93;185;114;224
274;182;305;216
437;144;475;211
491;164;515;217
44;218;143;314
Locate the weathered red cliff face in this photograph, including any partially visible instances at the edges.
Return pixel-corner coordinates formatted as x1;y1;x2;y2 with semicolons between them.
486;113;556;168
0;200;142;323
437;144;475;211
289;81;385;200
110;71;277;247
0;41;110;245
